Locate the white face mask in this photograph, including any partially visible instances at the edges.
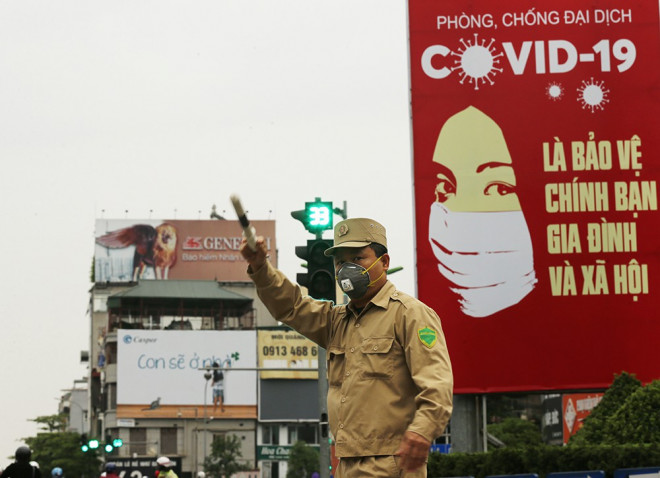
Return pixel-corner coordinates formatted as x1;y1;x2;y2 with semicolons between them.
428;202;537;317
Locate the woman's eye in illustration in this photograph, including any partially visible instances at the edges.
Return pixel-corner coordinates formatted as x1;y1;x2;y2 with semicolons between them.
434;175;456;202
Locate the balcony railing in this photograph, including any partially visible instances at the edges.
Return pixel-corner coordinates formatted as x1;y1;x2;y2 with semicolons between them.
106;309;256;333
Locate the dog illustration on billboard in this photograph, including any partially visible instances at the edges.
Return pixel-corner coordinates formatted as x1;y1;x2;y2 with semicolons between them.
96;223;178;280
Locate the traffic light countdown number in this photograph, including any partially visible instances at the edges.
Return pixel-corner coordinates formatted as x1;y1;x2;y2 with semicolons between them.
308;205;330;228
305;201;333;232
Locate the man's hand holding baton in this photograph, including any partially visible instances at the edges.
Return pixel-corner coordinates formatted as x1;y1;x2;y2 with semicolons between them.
230;194;269;271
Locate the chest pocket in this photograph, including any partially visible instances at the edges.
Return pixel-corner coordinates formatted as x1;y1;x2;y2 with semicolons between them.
327;346;346;387
360;337;394;379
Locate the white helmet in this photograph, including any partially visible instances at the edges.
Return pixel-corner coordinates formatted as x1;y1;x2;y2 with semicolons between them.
156;457;174;468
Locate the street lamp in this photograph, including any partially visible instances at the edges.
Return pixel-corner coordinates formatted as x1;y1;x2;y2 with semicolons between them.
202;369;213;469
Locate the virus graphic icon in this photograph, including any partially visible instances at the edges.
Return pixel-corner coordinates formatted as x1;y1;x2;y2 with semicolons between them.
577;78;610;113
546;82;564;101
452;33;503;90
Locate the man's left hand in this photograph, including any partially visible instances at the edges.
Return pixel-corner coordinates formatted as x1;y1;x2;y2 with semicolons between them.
394;431;431;471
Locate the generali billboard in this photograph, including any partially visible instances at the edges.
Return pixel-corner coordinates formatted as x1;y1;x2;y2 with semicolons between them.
94;219;276;282
408;0;660;392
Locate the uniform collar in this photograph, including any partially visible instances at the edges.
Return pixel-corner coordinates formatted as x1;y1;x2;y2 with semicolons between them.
371;280;396;309
345;280;394;317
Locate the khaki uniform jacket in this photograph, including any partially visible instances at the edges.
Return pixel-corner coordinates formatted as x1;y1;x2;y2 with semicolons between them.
250;261;453;458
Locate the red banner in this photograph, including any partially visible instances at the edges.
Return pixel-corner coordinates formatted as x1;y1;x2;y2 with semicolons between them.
562;393;603;444
408;0;660;392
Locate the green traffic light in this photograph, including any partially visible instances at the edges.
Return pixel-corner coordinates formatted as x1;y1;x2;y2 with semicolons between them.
104;443;114;453
305;201;333;232
113;438;123;447
81;444;89;452
291;198;334;234
88;439;99;449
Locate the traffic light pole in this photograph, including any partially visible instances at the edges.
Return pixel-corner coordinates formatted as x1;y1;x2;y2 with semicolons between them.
318;348;330;478
310;228;331;478
291;198;345;478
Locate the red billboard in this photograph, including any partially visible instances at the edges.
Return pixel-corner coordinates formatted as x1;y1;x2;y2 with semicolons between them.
562;393;603;444
95;219;276;282
408;0;660;392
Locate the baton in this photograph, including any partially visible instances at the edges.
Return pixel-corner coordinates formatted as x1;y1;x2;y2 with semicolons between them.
230;194;257;251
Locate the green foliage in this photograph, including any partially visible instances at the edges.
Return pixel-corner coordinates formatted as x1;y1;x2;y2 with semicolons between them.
286;441;319;478
429;374;660;478
203;434;250;478
488;418;543;448
569;371;642;445
428;444;660;478
24;431;101;478
603;380;660;444
428;451;488;478
32;414;68;433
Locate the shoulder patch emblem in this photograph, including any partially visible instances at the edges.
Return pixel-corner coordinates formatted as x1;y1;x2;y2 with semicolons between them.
418;327;437;348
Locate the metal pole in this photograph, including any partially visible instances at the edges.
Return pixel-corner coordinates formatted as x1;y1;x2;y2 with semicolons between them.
202;371;212;470
317;348;330;478
194;409;199;475
482;395;488;452
179;408;200;474
199;367;319;371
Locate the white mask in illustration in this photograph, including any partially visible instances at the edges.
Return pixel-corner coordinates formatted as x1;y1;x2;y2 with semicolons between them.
428;202;537;317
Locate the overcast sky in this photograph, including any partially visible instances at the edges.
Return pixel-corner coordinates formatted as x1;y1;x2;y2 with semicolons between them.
0;1;417;466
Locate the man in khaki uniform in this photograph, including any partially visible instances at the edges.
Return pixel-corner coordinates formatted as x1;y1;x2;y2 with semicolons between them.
240;218;453;477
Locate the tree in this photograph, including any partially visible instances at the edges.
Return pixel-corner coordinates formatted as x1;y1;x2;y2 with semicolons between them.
603;379;660;444
203;434;250;478
286;441;319;478
569;371;642;445
32;414;68;433
23;415;100;478
487;417;543;448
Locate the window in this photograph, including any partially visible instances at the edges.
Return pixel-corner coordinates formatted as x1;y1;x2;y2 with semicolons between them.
288;423;317;445
130;428;147;455
160;428;177;455
261;424;279;445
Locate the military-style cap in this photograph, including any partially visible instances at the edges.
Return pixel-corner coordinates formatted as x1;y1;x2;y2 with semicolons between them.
324;218;387;256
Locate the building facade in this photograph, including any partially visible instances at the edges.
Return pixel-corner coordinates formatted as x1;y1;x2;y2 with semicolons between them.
83;219;323;478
